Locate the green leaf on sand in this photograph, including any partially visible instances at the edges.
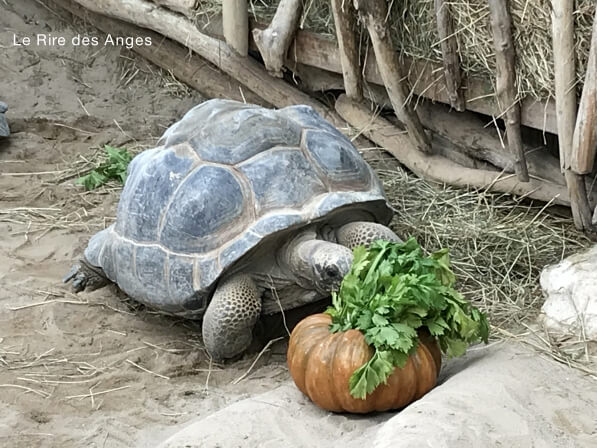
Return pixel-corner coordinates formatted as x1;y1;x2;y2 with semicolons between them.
76;145;133;190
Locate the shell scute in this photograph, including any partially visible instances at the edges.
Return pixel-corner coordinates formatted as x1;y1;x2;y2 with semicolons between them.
159;165;247;253
189;108;303;164
303;129;370;187
116;148;195;241
167;256;205;313
238;148;327;215
134;245;170;305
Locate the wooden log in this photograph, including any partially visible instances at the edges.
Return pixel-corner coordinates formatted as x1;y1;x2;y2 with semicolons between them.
68;0;346;129
252;0;303;77
571;6;597;175
366;86;575;189
223;0;249;56
292;64;345;92
151;0;196;17
54;0;267;106
198;13;559;135
434;0;464;111
354;0;431;153
488;0;529;182
331;0;362;100
416;102;567;187
430;133;496;171
335;94;577;207
551;0;593;230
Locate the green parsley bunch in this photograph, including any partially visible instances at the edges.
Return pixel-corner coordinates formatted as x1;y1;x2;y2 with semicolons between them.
325;238;489;399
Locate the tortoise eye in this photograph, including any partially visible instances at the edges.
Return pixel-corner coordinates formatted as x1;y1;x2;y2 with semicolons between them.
325;267;339;278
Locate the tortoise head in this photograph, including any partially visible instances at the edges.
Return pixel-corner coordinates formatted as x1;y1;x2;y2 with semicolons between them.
282;236;353;294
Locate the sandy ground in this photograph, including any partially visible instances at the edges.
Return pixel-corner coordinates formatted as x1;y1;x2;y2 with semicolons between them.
1;2;290;447
1;1;596;447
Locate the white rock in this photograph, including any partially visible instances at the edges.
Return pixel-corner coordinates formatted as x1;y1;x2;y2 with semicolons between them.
540;245;597;340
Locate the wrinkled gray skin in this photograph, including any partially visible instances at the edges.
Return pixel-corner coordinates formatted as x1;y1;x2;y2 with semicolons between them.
64;99;400;360
0;102;9;137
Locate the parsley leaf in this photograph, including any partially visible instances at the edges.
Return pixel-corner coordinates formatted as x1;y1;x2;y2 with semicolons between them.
76;145;133;190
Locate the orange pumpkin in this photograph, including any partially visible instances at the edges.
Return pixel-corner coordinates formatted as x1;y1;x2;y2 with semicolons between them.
287;313;442;413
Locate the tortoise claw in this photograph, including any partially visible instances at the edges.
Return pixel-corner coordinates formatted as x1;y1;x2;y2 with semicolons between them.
62;264;81;284
63;261;108;292
63;264;87;292
71;275;87;293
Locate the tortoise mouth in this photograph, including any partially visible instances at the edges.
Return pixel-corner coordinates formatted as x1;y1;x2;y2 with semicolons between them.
311;245;353;295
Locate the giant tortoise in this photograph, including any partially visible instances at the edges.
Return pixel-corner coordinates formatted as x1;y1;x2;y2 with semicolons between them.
65;99;400;359
0;101;9;137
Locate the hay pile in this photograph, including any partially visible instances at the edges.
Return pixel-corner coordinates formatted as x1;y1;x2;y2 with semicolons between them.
200;0;595;101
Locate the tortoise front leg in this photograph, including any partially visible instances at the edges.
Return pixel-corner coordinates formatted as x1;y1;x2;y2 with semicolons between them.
336;221;401;249
202;274;261;360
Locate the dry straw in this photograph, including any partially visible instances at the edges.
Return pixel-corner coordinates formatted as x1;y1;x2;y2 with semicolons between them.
198;0;595;101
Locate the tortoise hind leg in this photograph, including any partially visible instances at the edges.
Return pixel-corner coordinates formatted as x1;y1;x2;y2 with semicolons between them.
202;274;261;360
63;259;109;292
336;222;401;249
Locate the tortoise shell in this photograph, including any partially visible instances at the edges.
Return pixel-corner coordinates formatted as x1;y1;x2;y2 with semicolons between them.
84;100;392;315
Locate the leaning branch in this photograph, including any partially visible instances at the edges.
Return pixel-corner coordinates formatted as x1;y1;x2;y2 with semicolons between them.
252;0;303;77
55;0;266;105
434;0;464;111
488;0;529;182
354;0;430;153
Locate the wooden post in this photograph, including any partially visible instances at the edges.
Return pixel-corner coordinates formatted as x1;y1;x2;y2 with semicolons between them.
488;0;529;182
331;0;362;101
354;0;430;154
551;0;593;230
564;172;593;229
434;0;464;111
552;0;577;171
571;6;597;175
223;0;248;56
253;0;303;77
